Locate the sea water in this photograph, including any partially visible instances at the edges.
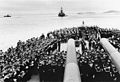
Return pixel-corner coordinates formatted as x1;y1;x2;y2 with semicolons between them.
0;12;120;51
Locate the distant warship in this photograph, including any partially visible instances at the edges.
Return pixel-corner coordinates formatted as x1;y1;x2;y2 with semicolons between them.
4;14;11;17
58;7;66;17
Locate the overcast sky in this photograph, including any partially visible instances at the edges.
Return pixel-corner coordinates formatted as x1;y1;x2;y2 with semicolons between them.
1;0;120;13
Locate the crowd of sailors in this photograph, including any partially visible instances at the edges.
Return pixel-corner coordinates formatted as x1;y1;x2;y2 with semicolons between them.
0;26;120;82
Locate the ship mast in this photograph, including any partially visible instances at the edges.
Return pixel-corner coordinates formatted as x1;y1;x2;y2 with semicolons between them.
60;0;63;9
61;7;63;13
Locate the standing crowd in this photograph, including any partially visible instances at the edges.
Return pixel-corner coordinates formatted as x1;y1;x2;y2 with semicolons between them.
0;26;120;82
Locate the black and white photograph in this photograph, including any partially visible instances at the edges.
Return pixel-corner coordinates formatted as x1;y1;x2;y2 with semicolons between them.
1;0;120;82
